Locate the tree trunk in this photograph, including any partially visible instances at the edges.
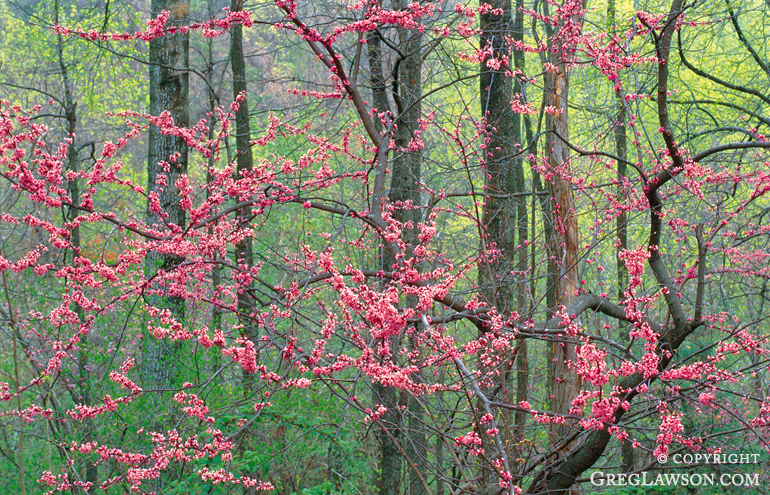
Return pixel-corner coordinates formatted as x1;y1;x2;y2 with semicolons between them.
226;2;262;491
367;13;402;495
230;0;256;356
544;3;581;407
479;0;516;320
544;0;583;464
512;0;529;445
545;59;580;428
370;0;424;490
478;1;513;484
479;0;532;481
143;0;189;409
374;383;403;495
205;0;223;378
393;6;425;493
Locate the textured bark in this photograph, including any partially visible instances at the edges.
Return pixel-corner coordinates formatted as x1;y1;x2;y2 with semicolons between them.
365;15;403;495
479;0;516;319
367;25;391;132
374;383;403;495
528;4;695;492
143;0;189;396
544;0;583;444
392;4;426;493
370;1;424;491
479;1;534;486
478;0;513;476
367;9;402;494
368;19;403;495
390;1;422;248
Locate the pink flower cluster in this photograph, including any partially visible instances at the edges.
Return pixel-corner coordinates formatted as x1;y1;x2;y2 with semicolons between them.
53;10;253;42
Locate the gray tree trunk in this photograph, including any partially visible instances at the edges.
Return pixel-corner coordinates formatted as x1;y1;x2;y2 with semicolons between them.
367;15;403;495
143;0;189;405
230;0;256;354
479;0;517;320
368;0;425;491
479;0;530;486
392;4;425;494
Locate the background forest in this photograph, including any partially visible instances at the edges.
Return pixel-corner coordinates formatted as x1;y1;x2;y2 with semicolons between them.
1;0;770;493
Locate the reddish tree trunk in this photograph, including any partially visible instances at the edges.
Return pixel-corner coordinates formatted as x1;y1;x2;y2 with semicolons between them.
544;0;583;446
